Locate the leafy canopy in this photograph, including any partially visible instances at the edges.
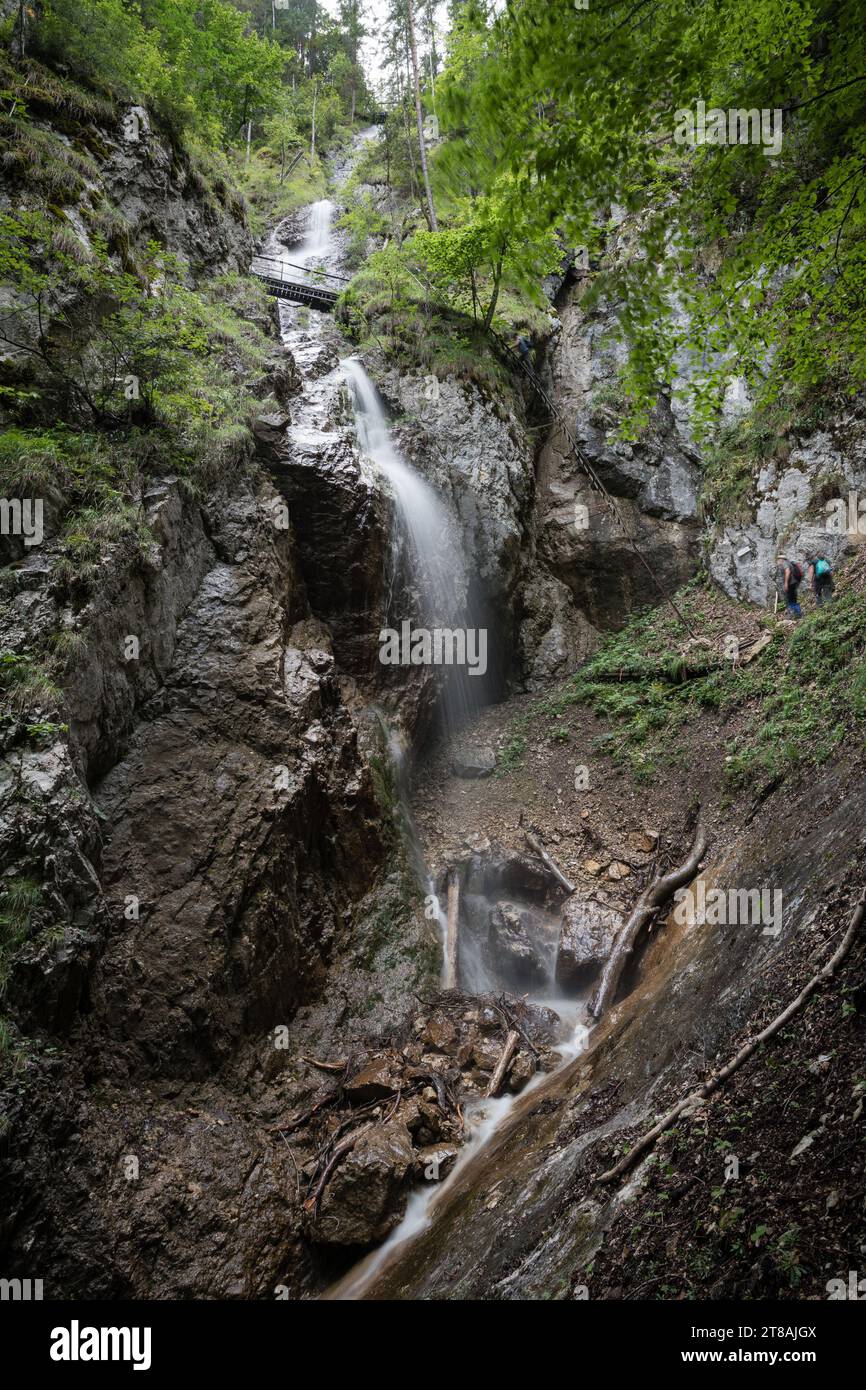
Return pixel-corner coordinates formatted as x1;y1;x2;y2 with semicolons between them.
33;0;285;144
434;0;866;434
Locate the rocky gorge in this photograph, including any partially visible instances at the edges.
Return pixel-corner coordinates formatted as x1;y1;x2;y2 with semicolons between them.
2;78;866;1309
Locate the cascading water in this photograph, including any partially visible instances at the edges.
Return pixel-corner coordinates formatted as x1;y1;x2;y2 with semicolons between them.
342;355;483;736
255;197;336;281
294;198;336;270
252;129;592;1303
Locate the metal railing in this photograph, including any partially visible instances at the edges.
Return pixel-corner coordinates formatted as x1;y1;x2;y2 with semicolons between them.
251;254;350;284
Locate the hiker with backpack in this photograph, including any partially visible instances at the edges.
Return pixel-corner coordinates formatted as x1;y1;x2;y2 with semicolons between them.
511;333;533;367
509;332;540;386
775;557;803;619
806;552;835;606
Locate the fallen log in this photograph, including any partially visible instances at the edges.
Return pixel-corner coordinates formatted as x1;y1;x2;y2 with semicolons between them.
444;869;460;989
524;830;575;895
596;886;866;1187
486;1029;520;1098
590;815;707;1019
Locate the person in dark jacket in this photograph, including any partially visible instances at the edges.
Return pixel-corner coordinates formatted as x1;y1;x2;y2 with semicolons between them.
775;556;803;619
806;552;835;606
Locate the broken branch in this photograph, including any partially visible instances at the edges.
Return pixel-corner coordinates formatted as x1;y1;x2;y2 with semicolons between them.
301;1055;348;1074
590;815;707;1019
524;830;575;895
486;1029;520;1098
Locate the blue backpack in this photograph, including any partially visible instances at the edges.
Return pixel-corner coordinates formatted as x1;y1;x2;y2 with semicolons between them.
815;558;832;578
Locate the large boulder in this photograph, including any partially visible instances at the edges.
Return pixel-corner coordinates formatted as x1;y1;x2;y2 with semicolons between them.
555;896;623;992
451;741;496;778
312;1119;415;1247
488;903;555;989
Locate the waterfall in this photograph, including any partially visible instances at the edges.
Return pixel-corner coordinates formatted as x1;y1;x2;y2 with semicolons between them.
342;356;483;734
294;198;335;270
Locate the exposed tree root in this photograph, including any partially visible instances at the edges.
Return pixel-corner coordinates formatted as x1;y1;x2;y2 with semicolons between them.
596;887;866;1188
590;813;707;1019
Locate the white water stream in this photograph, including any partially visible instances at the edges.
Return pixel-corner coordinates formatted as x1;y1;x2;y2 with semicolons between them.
342;355;479;735
325;1000;590;1300
261;130;592;1300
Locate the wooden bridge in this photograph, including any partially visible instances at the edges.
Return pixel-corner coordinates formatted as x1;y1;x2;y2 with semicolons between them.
250;255;347;312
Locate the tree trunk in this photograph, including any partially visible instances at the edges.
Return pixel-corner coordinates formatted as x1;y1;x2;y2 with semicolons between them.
444;870;460;989
482;260;504;330
310;79;318;161
426;0;438;100
406;0;438;231
399;85;421;202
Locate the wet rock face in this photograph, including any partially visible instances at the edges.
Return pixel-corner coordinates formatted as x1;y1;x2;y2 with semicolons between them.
536;283;702;632
488;903;556;991
706;417;866;604
383;370;534;606
269;431;390;683
377;369;537;687
455;849;566;993
0;741;107;1031
64;481;216;779
555;896;623;992
84;479;386;1079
